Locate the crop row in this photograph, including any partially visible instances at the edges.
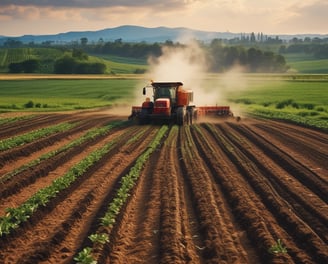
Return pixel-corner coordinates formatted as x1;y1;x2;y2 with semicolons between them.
0;121;125;184
0;121;128;237
251;109;328;131
0;122;77;151
74;125;169;264
0;48;34;66
0;115;35;125
201;123;327;263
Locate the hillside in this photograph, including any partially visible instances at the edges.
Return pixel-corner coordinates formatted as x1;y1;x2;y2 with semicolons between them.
0;47;148;74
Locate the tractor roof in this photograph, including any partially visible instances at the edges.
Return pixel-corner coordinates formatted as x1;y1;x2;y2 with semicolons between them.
151;82;183;87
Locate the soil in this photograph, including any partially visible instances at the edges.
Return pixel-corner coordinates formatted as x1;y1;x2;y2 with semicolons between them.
0;110;327;264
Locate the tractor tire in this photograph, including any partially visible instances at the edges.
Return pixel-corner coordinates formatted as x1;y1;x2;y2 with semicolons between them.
176;107;185;126
188;108;194;125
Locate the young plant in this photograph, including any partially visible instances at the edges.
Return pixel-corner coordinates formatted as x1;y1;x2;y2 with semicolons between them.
73;247;97;264
268;239;288;255
88;233;109;245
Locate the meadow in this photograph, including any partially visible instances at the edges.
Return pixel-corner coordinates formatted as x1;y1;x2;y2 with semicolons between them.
0;77;140;111
227;74;328;130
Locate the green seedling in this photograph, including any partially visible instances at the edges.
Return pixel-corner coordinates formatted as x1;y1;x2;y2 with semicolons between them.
268;239;288;255
74;247;97;264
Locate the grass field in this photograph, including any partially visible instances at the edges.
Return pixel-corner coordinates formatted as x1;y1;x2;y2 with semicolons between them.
227;75;328;130
0;78;141;111
0;74;327;130
284;53;328;73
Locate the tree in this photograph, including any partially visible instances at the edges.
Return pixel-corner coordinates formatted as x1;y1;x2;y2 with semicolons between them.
8;62;24;73
80;37;88;46
250;32;256;43
4;39;23;48
72;48;88;60
8;59;40;73
54;56;76;74
22;59;40;73
247;48;263;72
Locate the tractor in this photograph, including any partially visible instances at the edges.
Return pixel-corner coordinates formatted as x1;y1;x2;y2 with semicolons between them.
129;81;234;125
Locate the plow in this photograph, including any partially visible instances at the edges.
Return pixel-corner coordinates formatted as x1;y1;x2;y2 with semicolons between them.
129;81;238;125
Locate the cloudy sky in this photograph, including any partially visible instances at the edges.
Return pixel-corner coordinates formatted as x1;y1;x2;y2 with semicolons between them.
0;0;327;36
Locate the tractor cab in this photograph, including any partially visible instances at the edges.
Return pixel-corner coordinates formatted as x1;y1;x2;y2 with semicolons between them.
144;82;182;108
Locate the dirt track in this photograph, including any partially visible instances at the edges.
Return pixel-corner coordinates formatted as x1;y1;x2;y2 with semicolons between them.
0;110;327;264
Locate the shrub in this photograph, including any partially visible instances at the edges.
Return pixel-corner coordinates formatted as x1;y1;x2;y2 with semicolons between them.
291;102;299;109
276;99;293;109
316;106;325;112
8;59;40;73
302;103;315;110
297;111;309;117
24;100;34;108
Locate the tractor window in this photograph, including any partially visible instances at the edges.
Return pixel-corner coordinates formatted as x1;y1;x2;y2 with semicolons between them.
153;84;179;105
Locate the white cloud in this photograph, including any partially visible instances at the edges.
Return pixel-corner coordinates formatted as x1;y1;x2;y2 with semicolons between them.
0;0;326;35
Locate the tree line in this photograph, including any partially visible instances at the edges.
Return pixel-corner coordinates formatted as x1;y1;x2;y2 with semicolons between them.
8;48;107;74
207;41;288;72
279;43;328;59
84;39;289;73
6;36;328;73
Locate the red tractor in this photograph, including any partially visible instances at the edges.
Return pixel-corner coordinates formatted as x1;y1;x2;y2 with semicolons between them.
129;81;234;125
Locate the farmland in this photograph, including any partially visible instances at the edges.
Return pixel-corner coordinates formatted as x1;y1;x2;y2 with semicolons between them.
0;73;327;263
0;110;327;263
0;74;327;130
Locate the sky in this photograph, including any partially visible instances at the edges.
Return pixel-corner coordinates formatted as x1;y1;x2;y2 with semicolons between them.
0;0;327;37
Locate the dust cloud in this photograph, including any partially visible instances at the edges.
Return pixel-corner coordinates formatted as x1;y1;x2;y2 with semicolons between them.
145;40;248;109
127;38;250;119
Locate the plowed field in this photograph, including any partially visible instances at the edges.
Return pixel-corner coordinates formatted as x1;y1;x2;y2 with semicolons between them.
0;110;327;264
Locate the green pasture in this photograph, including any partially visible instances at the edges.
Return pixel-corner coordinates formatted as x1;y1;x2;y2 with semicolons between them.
288;59;328;73
284;53;328;73
227;75;328;130
0;78;141;111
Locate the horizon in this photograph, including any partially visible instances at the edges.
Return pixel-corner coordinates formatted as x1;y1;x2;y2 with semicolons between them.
1;25;328;39
0;1;327;37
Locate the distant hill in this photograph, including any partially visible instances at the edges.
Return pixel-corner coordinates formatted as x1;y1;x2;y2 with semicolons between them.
1;25;327;45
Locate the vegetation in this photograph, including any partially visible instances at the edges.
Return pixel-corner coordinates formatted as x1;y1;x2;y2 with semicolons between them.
0;114;35;125
228;76;328;130
0;74;326;130
0;121;126;237
207;43;288;72
1;35;328;74
268;239;288;255
0;79;138;111
0;122;76;151
0;47;147;74
0;122;123;183
75;125;169;263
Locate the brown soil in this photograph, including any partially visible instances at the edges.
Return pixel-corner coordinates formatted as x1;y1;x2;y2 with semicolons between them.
0;111;327;264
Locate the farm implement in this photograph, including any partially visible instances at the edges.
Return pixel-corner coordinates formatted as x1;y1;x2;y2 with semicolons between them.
129;81;236;125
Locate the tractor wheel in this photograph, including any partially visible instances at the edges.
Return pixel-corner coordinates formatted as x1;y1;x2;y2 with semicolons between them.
176;107;185;126
139;108;150;125
188;108;194;125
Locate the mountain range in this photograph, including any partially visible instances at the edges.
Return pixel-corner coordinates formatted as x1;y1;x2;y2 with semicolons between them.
1;25;327;45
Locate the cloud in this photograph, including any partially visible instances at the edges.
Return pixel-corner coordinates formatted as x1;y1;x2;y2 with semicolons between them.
0;0;196;23
275;1;328;33
0;0;192;9
0;0;326;35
